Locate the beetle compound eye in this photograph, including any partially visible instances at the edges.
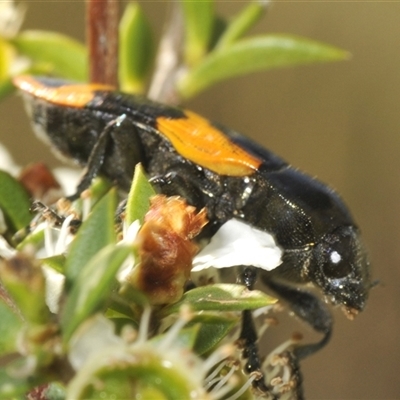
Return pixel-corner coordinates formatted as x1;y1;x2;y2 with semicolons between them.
316;226;360;280
321;240;354;279
311;226;369;312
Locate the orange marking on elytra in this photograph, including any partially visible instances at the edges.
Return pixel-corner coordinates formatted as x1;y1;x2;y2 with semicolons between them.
13;75;114;108
157;111;261;176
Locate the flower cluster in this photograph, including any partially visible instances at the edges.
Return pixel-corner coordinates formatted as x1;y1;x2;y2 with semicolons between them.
0;154;307;399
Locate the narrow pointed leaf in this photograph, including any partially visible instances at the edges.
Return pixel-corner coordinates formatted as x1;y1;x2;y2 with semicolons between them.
0;39;13;81
215;2;267;49
65;188;117;284
174;325;200;351
15;224;45;251
190;314;237;355
151;324;200;351
0;170;31;231
125;163;155;226
178;34;350;98
61;244;131;342
42;254;66;274
11;30;87;81
0;254;50;324
181;0;215;65
0;77;15;101
160;284;277;317
85;176;113;208
119;2;154;93
0;299;23;354
0;39;15;100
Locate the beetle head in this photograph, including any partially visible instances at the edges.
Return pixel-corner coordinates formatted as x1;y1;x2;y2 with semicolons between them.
313;225;370;313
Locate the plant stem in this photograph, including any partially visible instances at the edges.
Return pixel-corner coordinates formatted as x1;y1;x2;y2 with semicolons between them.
86;0;120;86
148;3;184;104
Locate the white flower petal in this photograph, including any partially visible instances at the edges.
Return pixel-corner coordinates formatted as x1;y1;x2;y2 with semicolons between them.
54;213;75;254
42;265;65;314
0;234;16;258
0;1;25;38
192;218;282;272
117;220;140;282
0;210;7;235
68;314;123;370
53;167;81;197
124;219;141;244
116;253;135;282
0;142;20;175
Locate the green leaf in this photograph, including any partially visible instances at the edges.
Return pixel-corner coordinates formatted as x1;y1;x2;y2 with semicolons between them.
85;176;113;207
117;282;150;314
160;284;277;317
0;170;31;232
0;39;16;101
125;163;155;226
174;325;200;351
151;324;200;352
42;254;66;274
15;224;44;251
65;188;117;285
0;298;23;354
0;362;31;398
119;2;154;93
0;254;50;325
181;0;215;65
61;244;131;343
0;38;13;81
69;177;113;219
11;30;87;81
178;34;350;98
0;77;15;101
190;314;237;355
215;2;267;49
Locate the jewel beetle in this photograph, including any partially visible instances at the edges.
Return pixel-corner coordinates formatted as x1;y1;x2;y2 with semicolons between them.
14;75;370;391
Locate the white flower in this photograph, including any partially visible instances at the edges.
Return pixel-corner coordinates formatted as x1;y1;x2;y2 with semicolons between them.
192;218;282;272
66;308;253;400
0;233;16;258
0;142;20;175
0;1;25;39
41;213;76;313
116;219;140;282
41;265;65;314
0;1;29;77
68;314;124;371
67;309;208;400
52;167;81;198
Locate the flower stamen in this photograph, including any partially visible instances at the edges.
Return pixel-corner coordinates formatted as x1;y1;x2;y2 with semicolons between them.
223;373;257;400
157;304;193;352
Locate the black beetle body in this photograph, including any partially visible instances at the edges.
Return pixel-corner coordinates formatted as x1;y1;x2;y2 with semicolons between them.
15;76;370;314
15;75;370;394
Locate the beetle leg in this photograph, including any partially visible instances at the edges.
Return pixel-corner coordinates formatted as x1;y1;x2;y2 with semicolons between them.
237;267;272;393
150;171;205;208
67;120;113;201
106;117;144;191
68;115;142;201
265;278;333;359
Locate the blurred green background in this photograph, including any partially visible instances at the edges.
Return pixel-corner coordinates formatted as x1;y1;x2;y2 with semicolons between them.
1;1;399;398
